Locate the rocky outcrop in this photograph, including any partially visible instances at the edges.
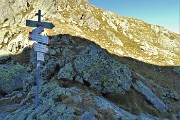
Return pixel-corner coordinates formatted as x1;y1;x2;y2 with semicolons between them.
2;82;164;120
132;80;168;111
173;67;180;74
58;62;76;81
74;44;132;94
0;0;28;24
0;0;179;65
0;64;31;93
79;111;97;120
0;0;179;119
5;101;75;120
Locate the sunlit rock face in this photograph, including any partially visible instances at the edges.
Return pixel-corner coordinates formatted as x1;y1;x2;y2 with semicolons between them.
0;0;179;65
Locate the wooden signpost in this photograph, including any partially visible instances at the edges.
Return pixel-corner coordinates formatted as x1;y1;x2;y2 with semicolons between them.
26;10;54;106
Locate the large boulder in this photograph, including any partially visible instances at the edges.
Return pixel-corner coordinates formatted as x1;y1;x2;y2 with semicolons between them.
74;44;132;94
0;64;30;93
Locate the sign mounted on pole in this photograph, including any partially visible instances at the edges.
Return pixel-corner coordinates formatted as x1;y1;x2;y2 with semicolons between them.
26;10;54;107
26;20;55;29
37;52;44;61
32;26;44;34
29;32;50;44
32;43;48;53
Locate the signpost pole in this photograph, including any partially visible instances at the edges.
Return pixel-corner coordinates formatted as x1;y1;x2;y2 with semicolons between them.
36;60;40;106
35;10;41;106
26;9;54;107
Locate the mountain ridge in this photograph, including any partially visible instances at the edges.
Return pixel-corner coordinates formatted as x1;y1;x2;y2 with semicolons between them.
0;0;179;65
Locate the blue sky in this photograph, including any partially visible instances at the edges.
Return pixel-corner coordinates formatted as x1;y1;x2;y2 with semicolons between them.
88;0;180;34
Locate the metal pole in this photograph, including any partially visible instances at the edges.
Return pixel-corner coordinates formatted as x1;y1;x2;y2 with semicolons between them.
38;10;41;22
35;60;40;106
35;10;41;106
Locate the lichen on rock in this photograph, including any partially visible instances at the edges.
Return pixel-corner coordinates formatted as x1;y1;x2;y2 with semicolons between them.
74;44;132;94
0;64;30;94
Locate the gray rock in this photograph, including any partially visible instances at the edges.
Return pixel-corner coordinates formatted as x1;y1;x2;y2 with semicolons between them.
173;112;180;120
74;44;132;94
58;62;76;81
61;35;75;44
72;95;82;104
106;30;123;46
1;91;23;100
138;113;159;120
57;59;66;68
0;104;19;114
173;67;180;74
75;75;84;84
80;111;97;120
5;82;75;120
162;90;180;101
7;35;24;54
5;99;75;120
16;92;23;98
49;48;56;56
173;91;180;100
94;96;137;119
57;47;76;68
0;112;9;120
51;104;75;120
26;66;32;72
85;16;100;31
41;58;57;79
21;82;72;105
0;64;30;93
88;107;98;116
0;0;27;24
29;50;37;65
70;87;81;95
23;76;34;92
132;80;168;111
40;82;72;99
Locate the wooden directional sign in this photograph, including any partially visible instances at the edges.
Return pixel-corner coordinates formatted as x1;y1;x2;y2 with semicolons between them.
26;20;55;29
32;26;44;34
32;43;48;53
29;32;50;44
37;52;44;61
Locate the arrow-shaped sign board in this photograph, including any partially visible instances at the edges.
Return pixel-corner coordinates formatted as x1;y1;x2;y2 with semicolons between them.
32;26;44;34
33;43;48;53
37;52;44;61
29;33;50;44
26;20;55;29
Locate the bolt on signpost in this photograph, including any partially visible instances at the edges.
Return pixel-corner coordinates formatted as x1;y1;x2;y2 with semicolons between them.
26;10;54;106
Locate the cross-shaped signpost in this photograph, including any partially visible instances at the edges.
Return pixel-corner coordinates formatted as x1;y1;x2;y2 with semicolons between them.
26;10;54;106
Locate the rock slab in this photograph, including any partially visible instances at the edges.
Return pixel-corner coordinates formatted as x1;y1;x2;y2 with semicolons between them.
132;80;168;111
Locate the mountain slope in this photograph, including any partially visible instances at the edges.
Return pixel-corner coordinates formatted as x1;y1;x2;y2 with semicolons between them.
0;0;180;119
0;0;179;65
